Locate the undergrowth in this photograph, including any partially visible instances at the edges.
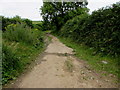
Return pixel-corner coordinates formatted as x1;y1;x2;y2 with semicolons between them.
2;22;44;84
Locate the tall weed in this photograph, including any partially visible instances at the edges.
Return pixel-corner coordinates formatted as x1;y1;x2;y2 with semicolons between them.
3;23;43;48
2;20;44;84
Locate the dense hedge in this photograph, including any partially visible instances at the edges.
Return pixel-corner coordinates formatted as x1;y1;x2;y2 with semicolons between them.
2;16;33;31
60;2;120;56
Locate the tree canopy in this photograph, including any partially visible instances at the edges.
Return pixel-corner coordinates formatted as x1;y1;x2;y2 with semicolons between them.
40;1;88;32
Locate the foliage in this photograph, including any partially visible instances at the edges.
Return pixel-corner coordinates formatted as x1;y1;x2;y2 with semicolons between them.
57;36;119;77
33;21;44;31
3;23;43;48
2;16;33;31
65;58;74;72
22;18;33;28
2;16;44;84
40;1;88;32
2;44;22;84
2;38;44;84
60;2;120;56
32;21;42;24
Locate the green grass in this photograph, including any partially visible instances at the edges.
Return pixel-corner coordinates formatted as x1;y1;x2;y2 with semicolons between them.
2;39;44;84
65;58;74;72
3;23;44;46
57;36;119;77
4;40;44;66
0;30;2;55
0;30;2;86
2;23;45;84
32;21;42;24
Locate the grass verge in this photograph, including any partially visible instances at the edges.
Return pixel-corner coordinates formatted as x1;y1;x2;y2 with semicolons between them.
2;39;44;85
2;20;46;85
57;36;119;77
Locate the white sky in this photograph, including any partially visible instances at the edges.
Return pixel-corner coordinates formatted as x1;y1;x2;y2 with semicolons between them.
0;0;119;21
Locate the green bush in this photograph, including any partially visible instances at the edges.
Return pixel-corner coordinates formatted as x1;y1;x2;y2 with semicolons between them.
3;23;43;48
60;2;120;56
23;19;33;28
33;21;43;31
2;44;22;84
2;22;44;84
2;16;33;31
2;21;44;83
2;15;44;84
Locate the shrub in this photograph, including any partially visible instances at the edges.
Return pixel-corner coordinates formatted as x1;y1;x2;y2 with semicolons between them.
60;2;120;56
2;16;33;31
23;19;33;28
2;44;22;84
2;15;44;84
3;23;43;48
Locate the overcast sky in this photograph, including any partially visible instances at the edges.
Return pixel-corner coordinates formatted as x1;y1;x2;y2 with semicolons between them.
0;0;119;21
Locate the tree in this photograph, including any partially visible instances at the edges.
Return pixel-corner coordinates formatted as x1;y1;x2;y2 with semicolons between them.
40;1;88;32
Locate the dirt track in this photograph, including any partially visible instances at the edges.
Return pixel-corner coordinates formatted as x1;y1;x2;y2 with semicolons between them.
9;35;118;88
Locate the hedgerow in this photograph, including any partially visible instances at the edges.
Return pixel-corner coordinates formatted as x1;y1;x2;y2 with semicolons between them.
2;16;44;84
3;23;43;47
2;16;33;31
60;2;120;56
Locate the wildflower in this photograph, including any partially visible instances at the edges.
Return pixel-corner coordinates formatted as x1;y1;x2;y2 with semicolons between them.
35;29;38;31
